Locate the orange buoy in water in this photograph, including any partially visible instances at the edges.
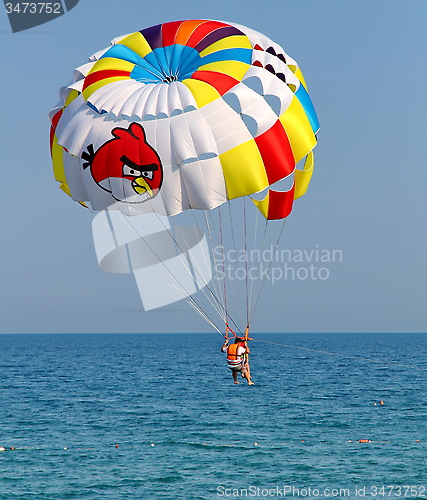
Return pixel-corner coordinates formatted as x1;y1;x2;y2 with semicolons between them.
359;439;370;443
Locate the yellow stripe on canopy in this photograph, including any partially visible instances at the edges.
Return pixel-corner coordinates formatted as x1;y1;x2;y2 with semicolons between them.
294;151;314;200
181;78;221;107
252;192;269;219
87;57;135;75
82;76;131;100
117;32;153;58
60;182;72;197
51;137;66;184
199;35;252;57
294;67;308;90
279;96;317;164
64;89;80;107
219;140;268;199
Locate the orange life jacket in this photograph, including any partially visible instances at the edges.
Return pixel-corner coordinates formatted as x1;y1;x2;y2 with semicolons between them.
227;343;244;362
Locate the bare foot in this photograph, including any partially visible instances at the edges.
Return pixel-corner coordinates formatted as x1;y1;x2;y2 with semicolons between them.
248;381;254;385
234;380;240;384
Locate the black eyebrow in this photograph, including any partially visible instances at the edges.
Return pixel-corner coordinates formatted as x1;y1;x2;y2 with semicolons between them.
120;155;159;171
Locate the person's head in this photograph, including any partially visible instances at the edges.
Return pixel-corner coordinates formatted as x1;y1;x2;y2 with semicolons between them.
235;337;245;344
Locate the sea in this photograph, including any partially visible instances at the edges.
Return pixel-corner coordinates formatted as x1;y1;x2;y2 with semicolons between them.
0;332;426;500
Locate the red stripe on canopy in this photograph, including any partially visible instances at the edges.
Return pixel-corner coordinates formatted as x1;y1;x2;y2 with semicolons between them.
82;70;130;91
267;187;295;220
191;71;239;95
161;20;186;47
50;109;63;153
254;120;295;185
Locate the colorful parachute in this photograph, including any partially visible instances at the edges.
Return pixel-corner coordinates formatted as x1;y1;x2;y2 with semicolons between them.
50;20;319;335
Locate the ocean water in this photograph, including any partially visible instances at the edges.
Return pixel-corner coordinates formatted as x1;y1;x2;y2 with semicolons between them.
0;332;426;499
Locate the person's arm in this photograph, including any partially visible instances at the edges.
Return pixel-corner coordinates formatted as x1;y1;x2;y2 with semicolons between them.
221;340;229;353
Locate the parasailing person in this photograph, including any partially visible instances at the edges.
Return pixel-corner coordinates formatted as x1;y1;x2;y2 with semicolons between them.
221;336;254;385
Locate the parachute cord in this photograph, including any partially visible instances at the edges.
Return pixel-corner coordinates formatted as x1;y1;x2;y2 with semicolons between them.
112;211;228;333
179;210;227;322
80;206;232;336
218;205;229;330
204;208;243;336
97;210;224;334
251;339;427;371
249;201;260;316
243;197;249;327
208;202;246;325
111;211;227;328
146;209;242;334
150;210;224;321
249;219;287;323
226;200;246;328
247;219;268;322
185;298;223;336
202;211;225;312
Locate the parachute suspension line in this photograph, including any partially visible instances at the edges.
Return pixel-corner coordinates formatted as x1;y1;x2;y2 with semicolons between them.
249;219;287;323
243;197;250;334
247;201;262;328
148;209;240;331
218;204;229;331
145;210;223;322
184;208;226;322
202;210;225;315
174;165;243;335
185;298;223;336
116;212;224;334
204;209;243;335
226;200;246;329
243;196;249;340
247;218;268;323
216;204;243;335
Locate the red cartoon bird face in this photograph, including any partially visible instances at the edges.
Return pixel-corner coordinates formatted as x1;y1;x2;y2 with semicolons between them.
81;123;163;202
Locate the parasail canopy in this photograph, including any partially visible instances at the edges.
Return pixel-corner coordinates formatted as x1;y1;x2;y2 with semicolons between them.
50;19;318;219
50;20;319;335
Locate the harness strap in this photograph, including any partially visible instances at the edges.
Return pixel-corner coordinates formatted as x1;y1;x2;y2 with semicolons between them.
225;323;238;342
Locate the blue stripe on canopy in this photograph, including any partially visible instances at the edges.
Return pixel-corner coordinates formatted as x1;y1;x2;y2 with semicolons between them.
295;84;320;133
198;48;252;67
101;45;163;79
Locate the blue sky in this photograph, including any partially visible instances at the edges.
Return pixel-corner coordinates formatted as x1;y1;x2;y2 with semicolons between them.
1;0;426;334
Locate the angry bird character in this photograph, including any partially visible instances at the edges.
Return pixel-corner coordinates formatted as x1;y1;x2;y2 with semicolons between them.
81;123;163;203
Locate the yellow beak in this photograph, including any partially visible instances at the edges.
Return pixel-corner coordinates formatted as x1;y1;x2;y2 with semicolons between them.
132;177;153;197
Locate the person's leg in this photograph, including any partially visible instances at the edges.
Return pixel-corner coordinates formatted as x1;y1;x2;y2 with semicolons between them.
232;370;239;384
241;363;254;385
